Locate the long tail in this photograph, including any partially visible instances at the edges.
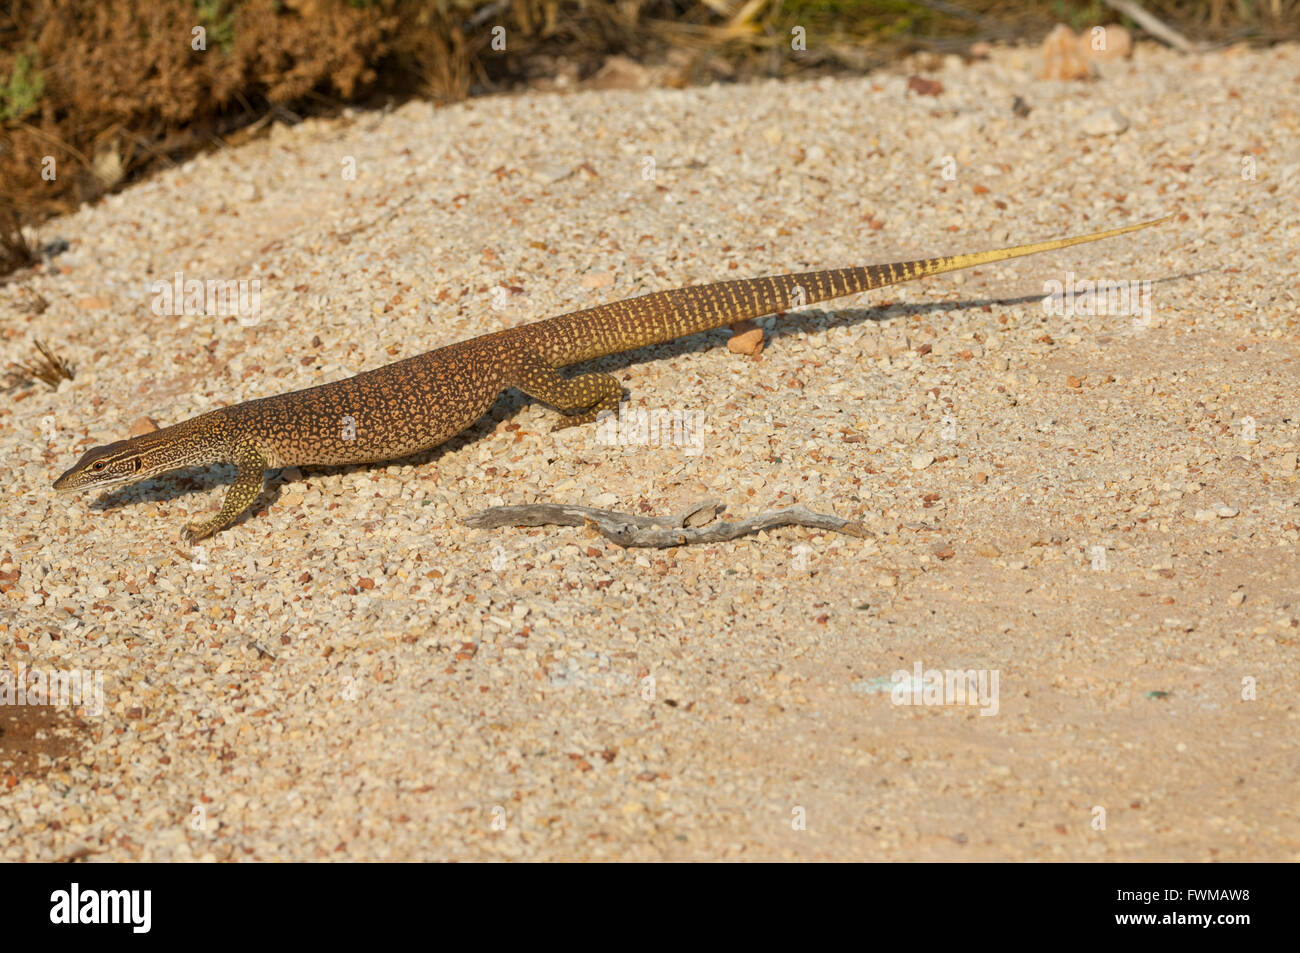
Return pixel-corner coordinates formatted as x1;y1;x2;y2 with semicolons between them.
531;214;1174;366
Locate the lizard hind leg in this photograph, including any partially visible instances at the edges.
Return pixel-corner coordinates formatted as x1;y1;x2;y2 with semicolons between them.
512;360;623;431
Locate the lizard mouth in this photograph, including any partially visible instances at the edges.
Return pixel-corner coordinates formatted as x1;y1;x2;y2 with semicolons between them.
53;469;140;494
52;468;80;492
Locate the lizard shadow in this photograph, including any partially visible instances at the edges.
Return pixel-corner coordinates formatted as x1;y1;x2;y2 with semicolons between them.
88;272;1200;518
549;268;1200;385
86;415;506;524
90;465;273;518
89;463;313;537
406;273;1199;469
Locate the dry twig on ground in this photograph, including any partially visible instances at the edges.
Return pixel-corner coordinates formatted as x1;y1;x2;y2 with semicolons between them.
463;500;871;548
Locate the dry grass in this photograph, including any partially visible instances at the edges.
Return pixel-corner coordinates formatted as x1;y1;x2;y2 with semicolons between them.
0;203;37;277
0;0;1295;279
3;337;73;392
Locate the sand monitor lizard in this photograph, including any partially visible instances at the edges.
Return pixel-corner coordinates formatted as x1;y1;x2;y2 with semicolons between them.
54;215;1171;540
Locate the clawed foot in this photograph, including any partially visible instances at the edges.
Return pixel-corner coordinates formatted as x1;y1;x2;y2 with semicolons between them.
550;417;589;433
551;406;618;433
182;522;214;544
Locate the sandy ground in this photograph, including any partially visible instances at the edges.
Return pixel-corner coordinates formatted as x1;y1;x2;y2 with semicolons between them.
1;42;1297;861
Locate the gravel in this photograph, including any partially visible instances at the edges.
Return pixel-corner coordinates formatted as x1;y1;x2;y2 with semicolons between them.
1;41;1297;861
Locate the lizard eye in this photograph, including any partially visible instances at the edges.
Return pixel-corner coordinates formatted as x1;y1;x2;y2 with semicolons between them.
92;461;107;471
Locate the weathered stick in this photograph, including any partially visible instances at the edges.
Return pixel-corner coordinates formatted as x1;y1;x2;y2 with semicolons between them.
1101;0;1203;53
462;500;872;548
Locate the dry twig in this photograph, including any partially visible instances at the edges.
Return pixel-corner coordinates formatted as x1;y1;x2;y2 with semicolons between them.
463;499;872;548
1101;0;1204;52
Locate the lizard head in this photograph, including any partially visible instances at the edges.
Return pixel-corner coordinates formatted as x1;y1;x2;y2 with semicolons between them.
54;414;228;495
54;438;156;494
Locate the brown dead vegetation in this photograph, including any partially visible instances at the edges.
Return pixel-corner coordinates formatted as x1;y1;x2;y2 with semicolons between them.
0;0;1295;279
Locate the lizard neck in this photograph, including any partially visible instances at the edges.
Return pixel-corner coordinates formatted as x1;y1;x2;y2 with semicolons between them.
130;411;234;477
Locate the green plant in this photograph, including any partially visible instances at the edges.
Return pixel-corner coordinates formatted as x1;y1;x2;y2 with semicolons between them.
1;53;46;121
194;0;236;54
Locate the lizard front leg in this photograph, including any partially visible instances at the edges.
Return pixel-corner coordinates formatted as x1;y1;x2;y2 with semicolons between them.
183;448;268;542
